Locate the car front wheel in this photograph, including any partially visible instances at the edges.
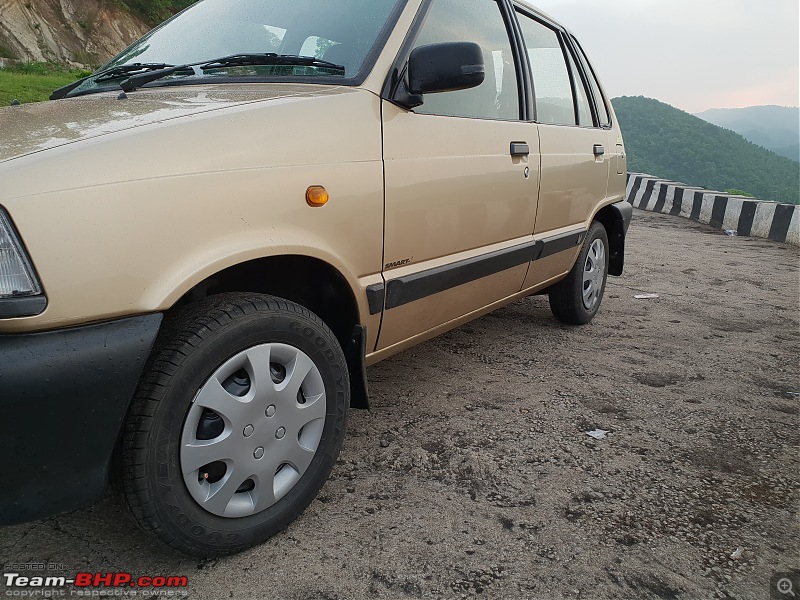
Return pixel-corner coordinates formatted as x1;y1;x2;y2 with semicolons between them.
121;293;349;557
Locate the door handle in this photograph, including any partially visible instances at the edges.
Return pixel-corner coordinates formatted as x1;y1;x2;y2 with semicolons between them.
510;142;529;157
593;144;605;156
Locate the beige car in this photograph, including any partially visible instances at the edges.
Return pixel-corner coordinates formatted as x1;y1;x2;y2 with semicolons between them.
0;0;630;556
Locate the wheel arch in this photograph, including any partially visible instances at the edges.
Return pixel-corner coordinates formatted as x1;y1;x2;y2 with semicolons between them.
167;255;370;409
592;201;631;276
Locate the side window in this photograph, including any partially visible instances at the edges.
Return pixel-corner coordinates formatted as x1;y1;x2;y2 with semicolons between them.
571;37;611;127
412;0;520;121
516;13;575;125
565;47;593;127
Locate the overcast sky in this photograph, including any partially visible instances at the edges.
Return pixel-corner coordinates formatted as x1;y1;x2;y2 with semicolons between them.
531;0;800;113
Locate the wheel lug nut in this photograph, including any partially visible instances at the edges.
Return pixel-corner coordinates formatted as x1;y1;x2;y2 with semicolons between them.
275;427;286;440
265;405;276;418
253;447;264;459
243;425;254;437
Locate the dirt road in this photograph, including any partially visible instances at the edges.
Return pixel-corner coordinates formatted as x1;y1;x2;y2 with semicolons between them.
2;209;798;599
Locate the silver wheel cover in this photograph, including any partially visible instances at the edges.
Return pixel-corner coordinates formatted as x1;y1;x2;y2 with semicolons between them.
180;343;326;518
582;238;606;311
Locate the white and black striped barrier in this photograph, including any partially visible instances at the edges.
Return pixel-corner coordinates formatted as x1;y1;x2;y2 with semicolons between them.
625;173;799;246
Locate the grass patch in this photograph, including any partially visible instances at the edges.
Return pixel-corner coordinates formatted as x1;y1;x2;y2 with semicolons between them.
725;189;755;198
0;62;91;105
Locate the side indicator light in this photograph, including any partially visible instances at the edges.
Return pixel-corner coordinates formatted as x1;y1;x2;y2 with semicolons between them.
306;186;329;207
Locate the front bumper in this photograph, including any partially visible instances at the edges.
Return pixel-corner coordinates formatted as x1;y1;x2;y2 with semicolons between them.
0;314;161;524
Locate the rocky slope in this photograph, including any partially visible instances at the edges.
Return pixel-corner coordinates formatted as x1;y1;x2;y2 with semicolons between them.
0;0;149;66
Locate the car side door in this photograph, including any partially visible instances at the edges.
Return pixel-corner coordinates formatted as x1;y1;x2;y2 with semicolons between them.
513;9;612;290
376;0;540;352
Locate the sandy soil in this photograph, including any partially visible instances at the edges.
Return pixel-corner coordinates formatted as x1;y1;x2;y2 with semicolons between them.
1;209;798;600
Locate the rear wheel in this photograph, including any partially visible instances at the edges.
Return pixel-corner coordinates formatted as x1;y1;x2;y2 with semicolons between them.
122;293;349;557
548;221;609;324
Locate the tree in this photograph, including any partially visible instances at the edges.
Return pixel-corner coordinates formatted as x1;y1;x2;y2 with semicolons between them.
122;0;195;24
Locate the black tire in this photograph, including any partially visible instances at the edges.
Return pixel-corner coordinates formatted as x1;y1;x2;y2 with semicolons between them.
121;293;349;557
548;221;609;325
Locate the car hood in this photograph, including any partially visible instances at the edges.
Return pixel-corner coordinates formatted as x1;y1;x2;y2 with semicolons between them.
0;84;348;163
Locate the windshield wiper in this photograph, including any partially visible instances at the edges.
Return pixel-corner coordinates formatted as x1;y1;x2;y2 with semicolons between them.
50;63;175;100
94;63;175;83
120;54;345;92
201;54;343;70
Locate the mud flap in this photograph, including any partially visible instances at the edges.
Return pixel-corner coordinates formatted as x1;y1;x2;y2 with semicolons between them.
607;201;632;276
345;324;370;409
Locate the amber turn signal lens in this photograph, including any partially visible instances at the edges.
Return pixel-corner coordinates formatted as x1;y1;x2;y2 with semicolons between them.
306;186;329;207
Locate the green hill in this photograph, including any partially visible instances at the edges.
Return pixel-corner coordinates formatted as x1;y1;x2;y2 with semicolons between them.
694;105;800;162
612;96;800;205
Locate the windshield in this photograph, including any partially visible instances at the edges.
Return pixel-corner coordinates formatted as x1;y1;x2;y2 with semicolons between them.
69;0;404;96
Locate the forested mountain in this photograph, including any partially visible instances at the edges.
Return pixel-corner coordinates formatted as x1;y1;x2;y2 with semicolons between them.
695;106;800;162
612;96;800;205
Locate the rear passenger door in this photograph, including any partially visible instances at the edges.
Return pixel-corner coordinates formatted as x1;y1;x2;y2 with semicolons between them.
515;9;612;243
377;0;540;351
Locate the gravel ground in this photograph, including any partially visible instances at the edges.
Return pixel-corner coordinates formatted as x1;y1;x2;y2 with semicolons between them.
1;209;798;600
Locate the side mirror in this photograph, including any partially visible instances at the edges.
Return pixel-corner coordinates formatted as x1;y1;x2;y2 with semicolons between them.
408;42;485;95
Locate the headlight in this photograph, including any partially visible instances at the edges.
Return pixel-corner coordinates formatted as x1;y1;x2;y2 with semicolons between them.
0;207;46;317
